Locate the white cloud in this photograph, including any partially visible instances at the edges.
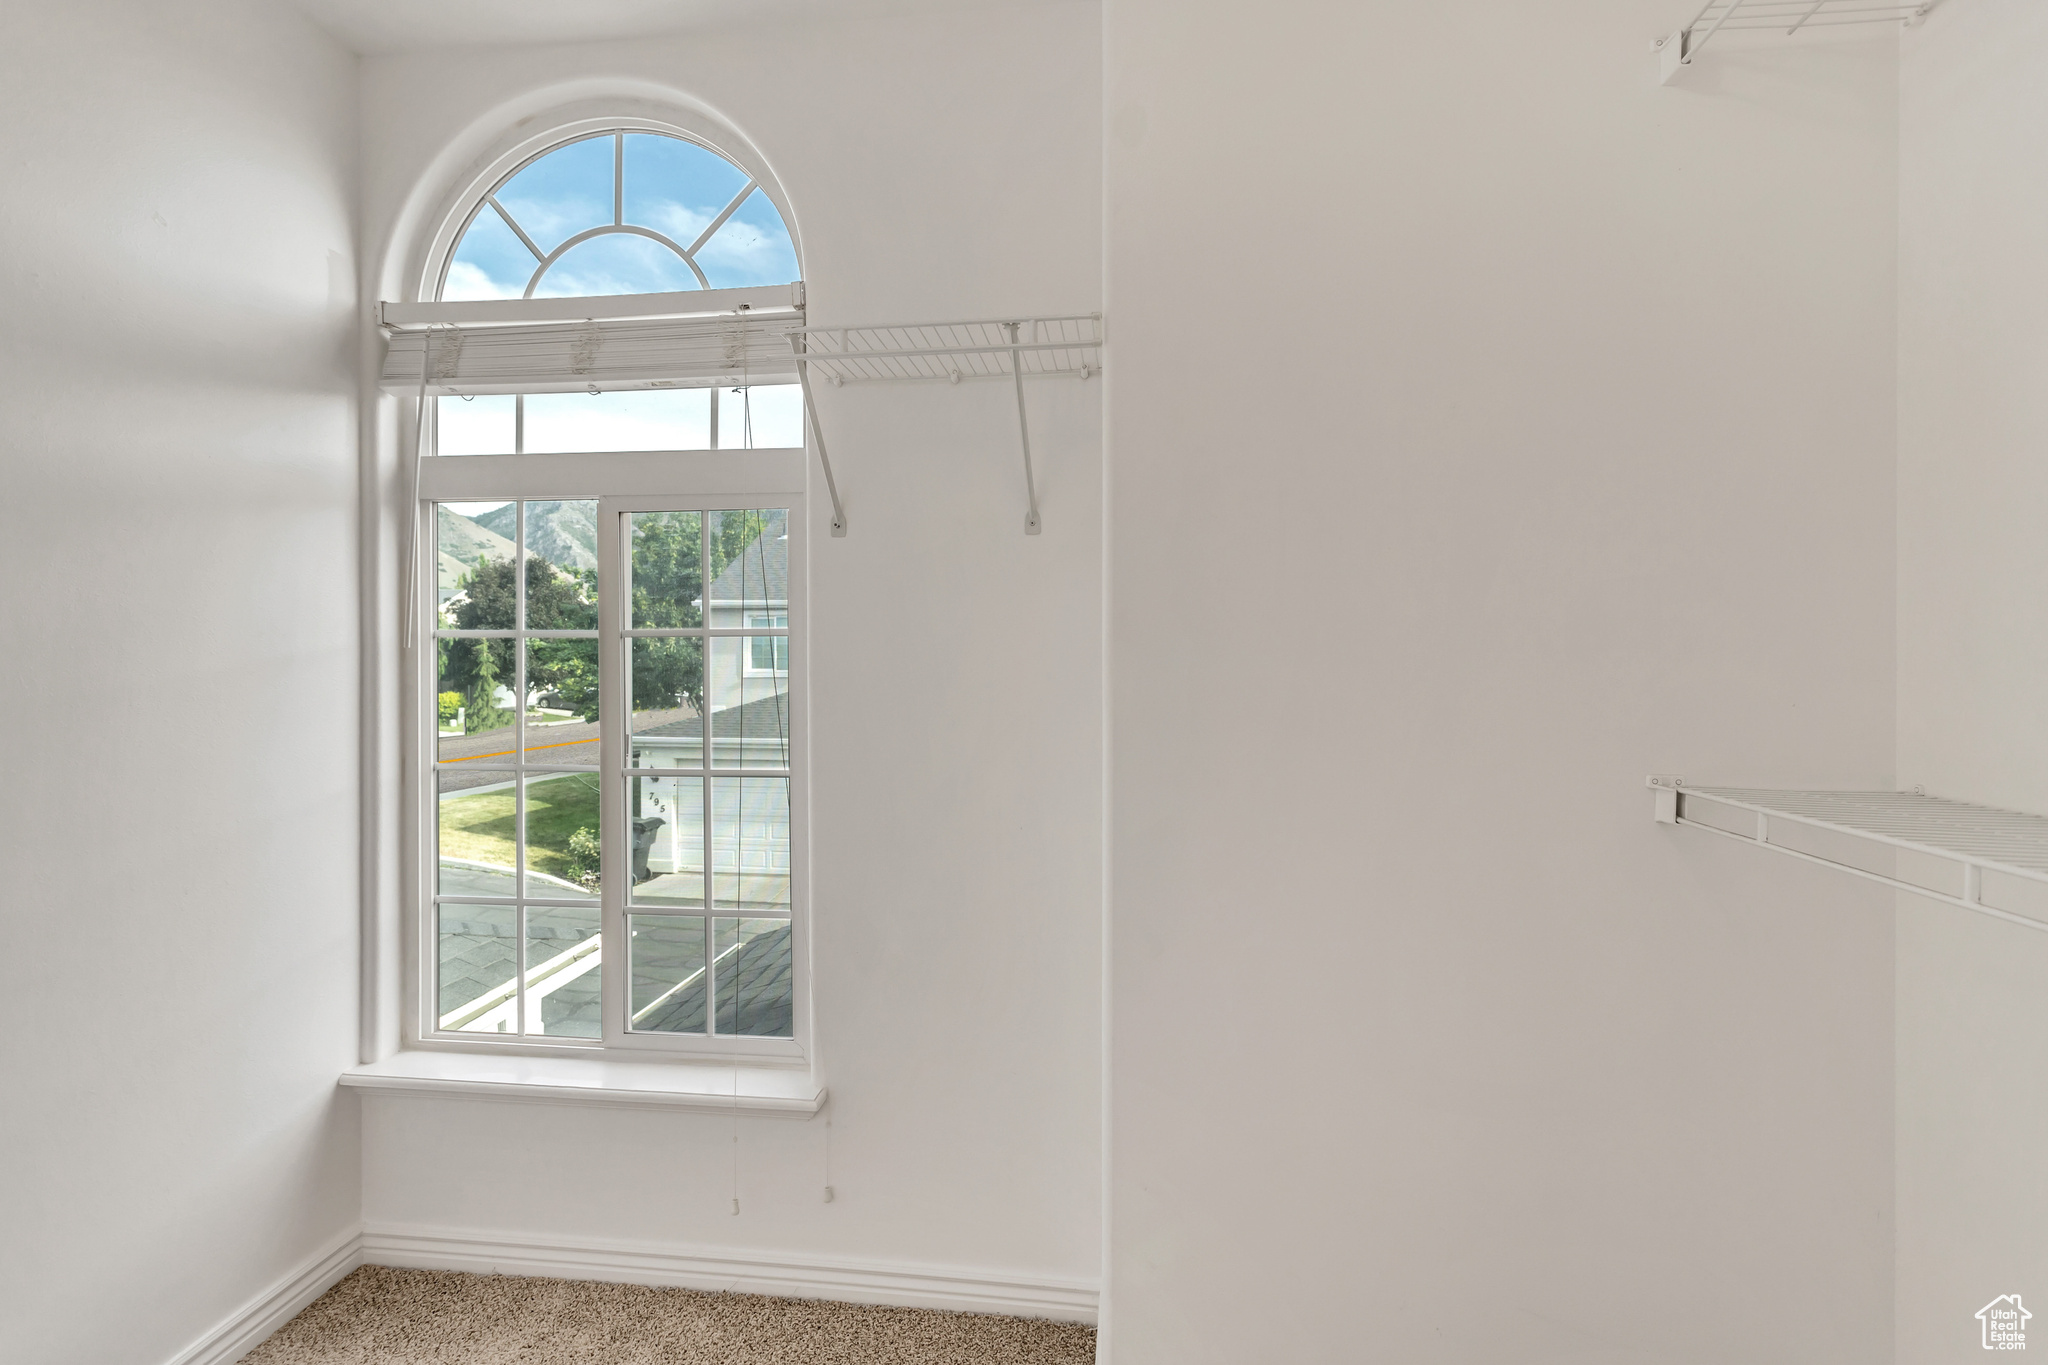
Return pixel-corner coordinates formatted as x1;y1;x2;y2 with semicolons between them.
649;201;714;247
496;197;607;253
442;261;523;301
694;217;780;273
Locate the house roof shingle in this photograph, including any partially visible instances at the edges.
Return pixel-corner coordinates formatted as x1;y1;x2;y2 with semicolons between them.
637;691;791;742
707;516;788;605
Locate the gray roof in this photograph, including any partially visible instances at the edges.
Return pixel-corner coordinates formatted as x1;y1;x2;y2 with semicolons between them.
707;517;788;605
436;906;601;1038
633;921;791;1037
637;691;791;741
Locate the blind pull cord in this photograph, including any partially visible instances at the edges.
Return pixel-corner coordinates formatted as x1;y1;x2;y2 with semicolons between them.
402;327;440;651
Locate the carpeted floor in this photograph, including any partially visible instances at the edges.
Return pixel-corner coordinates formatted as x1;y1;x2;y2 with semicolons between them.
242;1266;1097;1364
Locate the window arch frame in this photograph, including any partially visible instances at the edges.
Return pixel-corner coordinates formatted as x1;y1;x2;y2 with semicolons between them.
416;112;804;309
397;107;815;1070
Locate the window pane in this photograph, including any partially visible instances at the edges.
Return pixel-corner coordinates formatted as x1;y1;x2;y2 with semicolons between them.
443;205;533;301
531;232;698;298
523;773;601;899
437;395;516;455
709;635;790;770
622;133;751;246
494;133;614;256
714;918;793;1037
438;903;519;1033
630;511;704;628
631;637;700;767
526;905;601;1038
706;509;787;620
523;639;598;764
712;776;790;911
437;502;515;624
631;776;705;907
715;385;804;450
435;636;517;763
630;916;707;1033
520;500;599;607
438;769;517;898
694;186;800;289
525;390;710;454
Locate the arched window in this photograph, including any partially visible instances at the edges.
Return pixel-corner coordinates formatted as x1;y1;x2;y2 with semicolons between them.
440;130;798;301
418;127;807;454
400;120;812;1069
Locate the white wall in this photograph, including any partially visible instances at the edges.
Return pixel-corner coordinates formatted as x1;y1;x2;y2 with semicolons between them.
354;4;1103;1290
1104;4;1898;1361
1897;2;2048;1358
0;2;361;1362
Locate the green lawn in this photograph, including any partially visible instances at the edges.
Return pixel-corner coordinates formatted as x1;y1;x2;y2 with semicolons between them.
439;772;600;880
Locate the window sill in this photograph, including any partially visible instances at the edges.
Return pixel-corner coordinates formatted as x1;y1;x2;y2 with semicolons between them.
340;1050;824;1116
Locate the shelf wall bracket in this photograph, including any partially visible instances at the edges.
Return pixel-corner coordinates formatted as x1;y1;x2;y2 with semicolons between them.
1657;27;1693;84
1649;774;1683;824
1005;321;1043;536
789;336;847;538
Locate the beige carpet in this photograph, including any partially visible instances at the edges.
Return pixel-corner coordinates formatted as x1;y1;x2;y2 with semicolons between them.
242;1266;1096;1364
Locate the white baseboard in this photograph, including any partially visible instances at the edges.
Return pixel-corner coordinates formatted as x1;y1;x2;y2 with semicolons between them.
165;1225;363;1365
160;1220;1097;1363
359;1222;1100;1324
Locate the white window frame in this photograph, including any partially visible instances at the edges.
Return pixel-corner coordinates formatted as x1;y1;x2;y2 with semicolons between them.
412;448;809;1065
743;613;790;676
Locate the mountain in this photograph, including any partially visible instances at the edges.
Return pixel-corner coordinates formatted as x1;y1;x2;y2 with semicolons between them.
437;510;514;595
471;500;598;575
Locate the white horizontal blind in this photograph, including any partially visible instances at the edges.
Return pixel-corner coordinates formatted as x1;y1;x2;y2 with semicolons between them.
382;312;805;395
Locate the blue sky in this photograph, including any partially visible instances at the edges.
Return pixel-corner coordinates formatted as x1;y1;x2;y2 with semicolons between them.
444;132;799;300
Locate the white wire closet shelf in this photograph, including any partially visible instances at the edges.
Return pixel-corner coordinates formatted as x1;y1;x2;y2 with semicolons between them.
791;315;1102;386
789;314;1104;538
1660;0;1945;82
1648;777;2048;932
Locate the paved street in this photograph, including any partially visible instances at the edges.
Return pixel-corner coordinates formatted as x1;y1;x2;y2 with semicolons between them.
434;707;695;790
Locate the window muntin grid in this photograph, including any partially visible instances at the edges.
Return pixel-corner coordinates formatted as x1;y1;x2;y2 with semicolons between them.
622;508;792;1039
426;494;799;1049
432;499;603;1039
438;129;798;303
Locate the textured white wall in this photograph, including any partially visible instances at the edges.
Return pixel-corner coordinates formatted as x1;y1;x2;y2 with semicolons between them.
355;4;1104;1288
1104;3;1897;1361
1897;2;2048;1359
0;2;361;1362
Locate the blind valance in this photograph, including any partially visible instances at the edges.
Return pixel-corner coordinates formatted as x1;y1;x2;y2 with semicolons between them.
378;284;805;395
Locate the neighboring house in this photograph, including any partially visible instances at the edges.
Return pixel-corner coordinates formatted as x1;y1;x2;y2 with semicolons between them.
632;692;792;911
704;516;789;712
626;519;792;909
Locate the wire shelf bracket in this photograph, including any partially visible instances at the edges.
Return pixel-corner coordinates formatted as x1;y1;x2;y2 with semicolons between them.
1648;776;2048;932
1657;0;1944;84
790;315;1104;537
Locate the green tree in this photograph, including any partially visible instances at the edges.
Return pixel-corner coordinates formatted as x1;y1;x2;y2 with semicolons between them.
464;628;512;735
441;555;600;720
439;513;781;726
628;513;706;715
625;510;776;716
